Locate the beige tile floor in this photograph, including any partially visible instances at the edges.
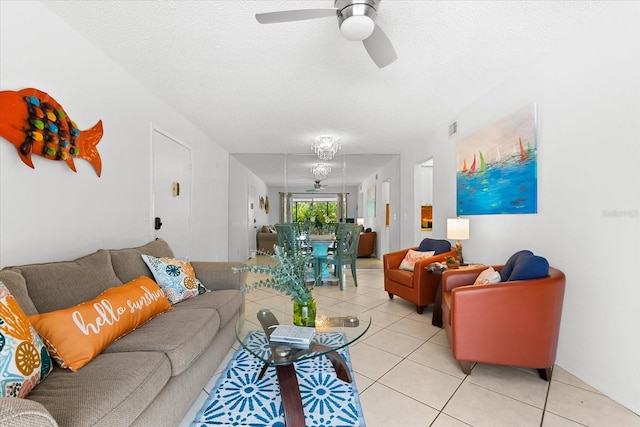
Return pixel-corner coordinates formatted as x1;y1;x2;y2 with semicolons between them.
178;267;640;427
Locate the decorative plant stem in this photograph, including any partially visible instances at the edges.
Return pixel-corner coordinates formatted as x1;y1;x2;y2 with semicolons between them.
234;245;314;304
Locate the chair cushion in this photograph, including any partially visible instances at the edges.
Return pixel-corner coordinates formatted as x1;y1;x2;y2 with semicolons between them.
386;268;414;288
417;238;451;255
500;250;534;281
507;254;549;281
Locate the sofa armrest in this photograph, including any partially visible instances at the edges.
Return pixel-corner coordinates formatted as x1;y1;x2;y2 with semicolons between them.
0;397;58;427
191;261;247;291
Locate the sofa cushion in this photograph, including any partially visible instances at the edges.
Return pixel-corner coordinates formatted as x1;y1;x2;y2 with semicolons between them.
103;307;221;376
141;255;200;304
417;238;452;255
27;351;171;427
508;254;550;281
500;250;534;281
109;238;175;284
28;277;172;371
173;289;243;328
6;250;122;313
0;269;38;315
399;249;435;271
0;281;52;398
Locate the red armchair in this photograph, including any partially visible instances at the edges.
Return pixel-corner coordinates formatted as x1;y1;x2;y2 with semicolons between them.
383;239;456;314
441;265;566;380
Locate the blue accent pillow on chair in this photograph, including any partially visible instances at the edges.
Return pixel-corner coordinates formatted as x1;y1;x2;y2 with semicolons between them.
500;250;534;281
417;238;451;255
507;254;550;281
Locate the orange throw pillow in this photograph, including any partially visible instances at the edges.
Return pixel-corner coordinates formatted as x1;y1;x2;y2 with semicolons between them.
28;276;172;371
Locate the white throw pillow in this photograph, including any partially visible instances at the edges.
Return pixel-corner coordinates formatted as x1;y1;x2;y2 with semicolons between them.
473;267;502;286
399;250;436;271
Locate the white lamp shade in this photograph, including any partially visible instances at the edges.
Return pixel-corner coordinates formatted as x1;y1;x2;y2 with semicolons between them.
447;218;470;240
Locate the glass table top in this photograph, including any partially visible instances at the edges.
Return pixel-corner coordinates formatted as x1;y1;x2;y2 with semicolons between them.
236;302;371;366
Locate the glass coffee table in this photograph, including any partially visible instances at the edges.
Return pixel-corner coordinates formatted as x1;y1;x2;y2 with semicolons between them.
236;303;371;427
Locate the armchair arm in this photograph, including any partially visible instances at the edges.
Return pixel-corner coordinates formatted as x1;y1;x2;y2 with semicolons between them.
191;261;247;291
442;265;495;292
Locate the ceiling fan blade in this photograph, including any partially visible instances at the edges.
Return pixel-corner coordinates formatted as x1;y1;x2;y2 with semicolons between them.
362;24;398;68
256;8;337;24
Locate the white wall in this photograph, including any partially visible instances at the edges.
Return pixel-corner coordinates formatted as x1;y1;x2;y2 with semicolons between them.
359;156;401;258
0;1;230;266
228;156;269;262
386;2;639;414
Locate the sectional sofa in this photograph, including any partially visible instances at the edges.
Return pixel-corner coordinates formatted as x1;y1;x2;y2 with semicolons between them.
0;239;246;427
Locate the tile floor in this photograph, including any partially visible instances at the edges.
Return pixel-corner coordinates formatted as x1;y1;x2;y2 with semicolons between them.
178;267;640;427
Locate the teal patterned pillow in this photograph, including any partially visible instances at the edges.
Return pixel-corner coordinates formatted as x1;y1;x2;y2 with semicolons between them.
141;255;200;304
0;281;52;397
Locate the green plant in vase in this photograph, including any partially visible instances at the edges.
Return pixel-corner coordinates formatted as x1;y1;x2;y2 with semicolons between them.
234;245;317;327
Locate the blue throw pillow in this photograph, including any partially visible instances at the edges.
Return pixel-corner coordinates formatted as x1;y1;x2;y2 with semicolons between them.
500;250;534;281
417;238;451;255
507;254;549;281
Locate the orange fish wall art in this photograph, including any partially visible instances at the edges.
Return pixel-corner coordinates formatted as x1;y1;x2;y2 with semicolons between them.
0;88;104;176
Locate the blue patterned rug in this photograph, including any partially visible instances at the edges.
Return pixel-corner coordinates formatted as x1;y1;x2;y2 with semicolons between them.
191;331;366;427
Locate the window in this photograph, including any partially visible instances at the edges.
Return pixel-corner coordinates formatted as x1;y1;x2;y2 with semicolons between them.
292;197;339;224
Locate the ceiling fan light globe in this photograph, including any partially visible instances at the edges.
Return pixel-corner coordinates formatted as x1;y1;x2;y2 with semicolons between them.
340;15;375;41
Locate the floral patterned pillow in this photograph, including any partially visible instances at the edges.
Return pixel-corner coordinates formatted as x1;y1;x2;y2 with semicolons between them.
141;255;200;304
0;281;52;397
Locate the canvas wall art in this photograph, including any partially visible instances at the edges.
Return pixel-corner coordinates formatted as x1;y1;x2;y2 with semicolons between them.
456;103;538;215
367;186;376;218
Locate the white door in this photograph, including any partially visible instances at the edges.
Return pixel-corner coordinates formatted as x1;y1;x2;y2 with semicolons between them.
152;128;192;259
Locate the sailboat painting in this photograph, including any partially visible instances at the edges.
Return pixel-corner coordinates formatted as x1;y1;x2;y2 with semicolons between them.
456;104;537;215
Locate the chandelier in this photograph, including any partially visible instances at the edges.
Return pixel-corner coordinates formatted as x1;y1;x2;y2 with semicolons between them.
311;163;331;180
311;136;341;161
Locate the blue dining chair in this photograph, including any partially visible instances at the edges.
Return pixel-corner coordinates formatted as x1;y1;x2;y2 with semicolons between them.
328;224;362;290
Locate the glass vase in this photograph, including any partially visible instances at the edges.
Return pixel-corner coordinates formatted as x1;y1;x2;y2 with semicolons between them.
293;299;316;327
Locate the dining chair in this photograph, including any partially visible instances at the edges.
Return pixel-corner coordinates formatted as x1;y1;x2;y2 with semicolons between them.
275;223;299;255
328;224;362;290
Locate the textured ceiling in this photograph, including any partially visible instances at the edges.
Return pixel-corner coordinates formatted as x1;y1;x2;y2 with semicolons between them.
41;0;607;187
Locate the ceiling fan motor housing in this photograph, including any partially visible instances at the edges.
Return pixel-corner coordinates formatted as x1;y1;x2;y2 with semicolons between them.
336;0;378;41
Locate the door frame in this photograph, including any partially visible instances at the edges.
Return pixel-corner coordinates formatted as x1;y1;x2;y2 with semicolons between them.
150;124;194;258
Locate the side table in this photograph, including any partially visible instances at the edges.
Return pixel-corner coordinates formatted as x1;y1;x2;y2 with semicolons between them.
427;263;485;327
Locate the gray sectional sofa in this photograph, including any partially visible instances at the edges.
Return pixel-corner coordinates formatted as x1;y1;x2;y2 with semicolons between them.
0;239;246;427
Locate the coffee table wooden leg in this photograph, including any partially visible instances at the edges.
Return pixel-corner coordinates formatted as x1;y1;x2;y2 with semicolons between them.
325;351;352;383
276;364;305;427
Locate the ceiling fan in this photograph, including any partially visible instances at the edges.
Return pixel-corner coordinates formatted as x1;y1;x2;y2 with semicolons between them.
306;180;326;193
255;0;397;68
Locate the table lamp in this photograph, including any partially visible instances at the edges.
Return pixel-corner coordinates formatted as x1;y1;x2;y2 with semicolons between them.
447;217;470;265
